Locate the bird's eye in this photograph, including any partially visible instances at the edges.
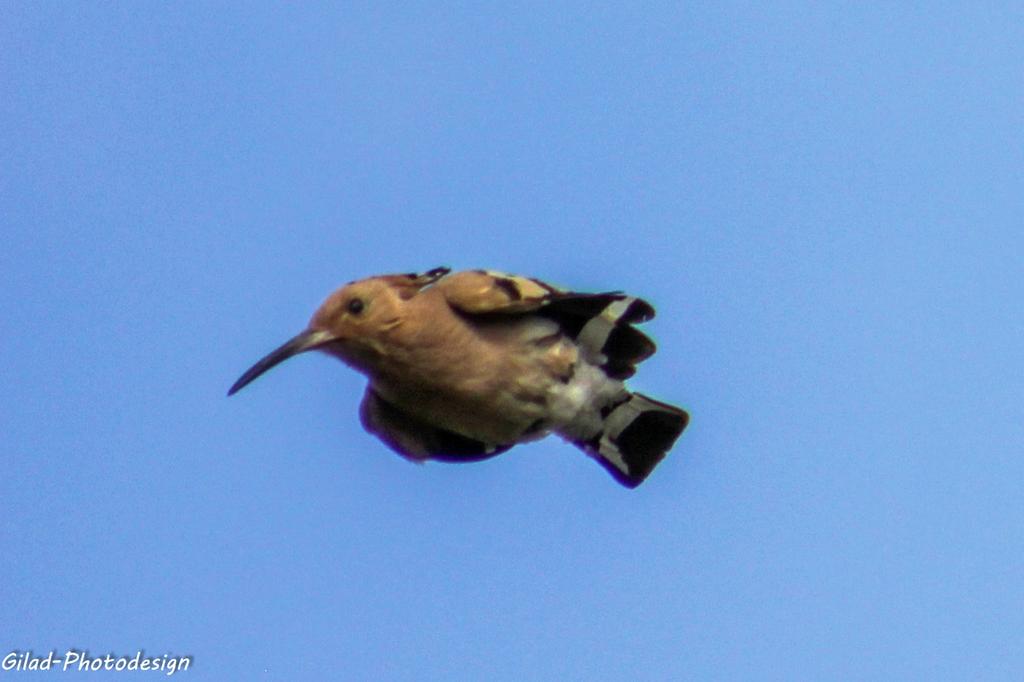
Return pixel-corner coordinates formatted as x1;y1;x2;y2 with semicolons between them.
347;298;365;315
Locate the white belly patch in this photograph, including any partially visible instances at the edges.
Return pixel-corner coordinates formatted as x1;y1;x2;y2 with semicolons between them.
547;361;626;439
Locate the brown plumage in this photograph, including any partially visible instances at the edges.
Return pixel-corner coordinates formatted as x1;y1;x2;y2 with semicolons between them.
229;267;689;487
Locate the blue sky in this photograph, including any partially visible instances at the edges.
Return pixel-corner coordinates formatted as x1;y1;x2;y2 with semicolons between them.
3;3;1022;680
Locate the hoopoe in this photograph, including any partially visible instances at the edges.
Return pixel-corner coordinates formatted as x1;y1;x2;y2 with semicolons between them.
228;267;689;487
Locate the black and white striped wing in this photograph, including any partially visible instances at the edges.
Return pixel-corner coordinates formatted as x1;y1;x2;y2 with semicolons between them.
537;292;656;379
435;269;658;380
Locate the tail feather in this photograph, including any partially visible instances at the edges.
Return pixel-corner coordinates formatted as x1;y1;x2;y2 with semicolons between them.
575;393;689;488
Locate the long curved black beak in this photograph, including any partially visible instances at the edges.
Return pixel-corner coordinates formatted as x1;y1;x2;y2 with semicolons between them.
227;329;334;396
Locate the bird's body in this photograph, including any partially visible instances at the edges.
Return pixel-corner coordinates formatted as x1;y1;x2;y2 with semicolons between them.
367;314;564;443
229;267;689;487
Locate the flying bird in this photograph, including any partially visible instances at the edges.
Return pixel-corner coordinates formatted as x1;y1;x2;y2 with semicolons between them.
228;267;689;487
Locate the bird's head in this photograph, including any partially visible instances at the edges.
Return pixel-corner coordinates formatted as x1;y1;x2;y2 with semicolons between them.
227;267;449;396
